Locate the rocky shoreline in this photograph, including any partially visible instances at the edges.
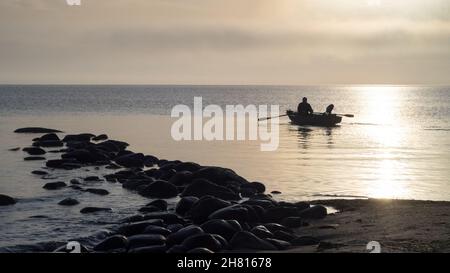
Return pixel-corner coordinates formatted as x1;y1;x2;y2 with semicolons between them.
4;127;448;253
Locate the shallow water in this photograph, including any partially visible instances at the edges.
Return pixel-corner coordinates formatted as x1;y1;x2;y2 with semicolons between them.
0;85;449;249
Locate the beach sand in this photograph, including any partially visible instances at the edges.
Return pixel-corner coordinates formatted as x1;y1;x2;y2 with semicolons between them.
279;199;450;253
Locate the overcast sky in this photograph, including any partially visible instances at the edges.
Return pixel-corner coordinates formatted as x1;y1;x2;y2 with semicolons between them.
0;0;449;84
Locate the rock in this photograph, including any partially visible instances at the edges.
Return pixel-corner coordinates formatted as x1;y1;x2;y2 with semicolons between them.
114;153;145;168
191;166;248;186
14;127;62;133
186;196;231;223
168;171;193;186
265;238;291;250
201;219;241;241
118;219;165;236
92;134;108;141
23;153;44;160
229;231;277;251
166;224;184;233
70;179;81;185
85;188;109;195
298;205;327;219
263;223;293;234
34;140;64;147
187;248;214;253
31;170;48;175
62;133;94;142
272;231;296;242
80;207;112;214
46;159;79;169
8;147;20;151
58;198;79;206
271;191;282;195
69;185;83;190
43;181;67;190
167;225;204;246
143;155;159;167
251;225;274;239
105;163;122;170
128;245;167;253
242;182;266;193
174;162;202;172
175;196;199;216
84;176;102;182
181;233;222;252
166;245;188;253
264;206;299;223
181;179;240;200
291;236;320;246
38;133;61;142
281;217;305;228
22;147;46;155
146;199;168;211
294;202;310;211
96;140;129;152
143;225;172;236
0;194;16;206
94;235;129;251
139;180;178;199
128;234;166;249
62;150;109;164
242;199;276;209
142;212;185;225
208;205;249;222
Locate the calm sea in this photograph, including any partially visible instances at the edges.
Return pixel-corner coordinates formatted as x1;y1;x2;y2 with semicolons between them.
0;85;449;250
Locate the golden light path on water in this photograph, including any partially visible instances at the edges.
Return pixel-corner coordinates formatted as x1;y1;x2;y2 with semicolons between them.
358;86;411;199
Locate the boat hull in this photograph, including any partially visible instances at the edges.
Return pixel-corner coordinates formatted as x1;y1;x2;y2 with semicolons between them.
287;111;342;127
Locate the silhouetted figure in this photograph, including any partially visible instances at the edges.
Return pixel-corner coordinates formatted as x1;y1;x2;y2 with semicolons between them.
297;97;314;116
325;104;334;115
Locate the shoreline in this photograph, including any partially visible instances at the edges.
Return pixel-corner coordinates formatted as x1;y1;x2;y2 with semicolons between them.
1;128;449;253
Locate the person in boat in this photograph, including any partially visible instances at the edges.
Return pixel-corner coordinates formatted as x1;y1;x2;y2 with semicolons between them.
324;104;334;115
297;97;314;116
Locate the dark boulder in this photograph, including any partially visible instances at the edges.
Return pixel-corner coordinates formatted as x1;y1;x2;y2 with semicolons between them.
175;196;199;216
92;134;108;141
70;179;81;185
181;179;240;200
166;225;204;246
84;176;103;182
187;247;214;254
128;234;166;249
46;159;79;169
251;225;274;239
96;140;129;152
229;231;277;251
298;205;327;219
174;162;202;172
242;182;266;193
33;140;64;147
264;206;299;223
281;217;305;228
138;205;162;213
43;181;67;190
85;188;109;196
273;230;296;242
143;225;172;236
143;155;159;167
24;156;46;161
118;220;165;236
62;149;109;163
128;245;167;253
114;153;145;168
38;133;61;142
186;196;231;223
263;223;293;234
142;212;185;225
181;233;222;252
58;198;79;206
0;194;16;206
94;235;129;252
139;180;178;199
62;133;94;142
208;205;249;222
200;219;241;241
9;147;20;151
191;166;248;186
166;224;184;233
23;147;46;155
80;207;112;214
14;127;62;133
166;245;188;253
168;171;193;186
32;170;48;175
146;199;168;211
265;238;291;250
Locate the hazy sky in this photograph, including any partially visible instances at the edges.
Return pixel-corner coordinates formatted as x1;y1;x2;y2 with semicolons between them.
0;0;449;84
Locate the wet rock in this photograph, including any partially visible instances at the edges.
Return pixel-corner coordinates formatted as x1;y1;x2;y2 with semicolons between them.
31;170;48;175
146;199;168;211
38;133;61;142
70;179;81;185
143;155;159;167
105;163;122;170
0;194;16;206
139;205;162;213
181;179;240;200
251;225;274;239
94;235;129;252
271;191;282;195
242;182;266;193
242;199;276;209
118;219;165;236
23;147;46;155
174;162;202;173
167;225;204;246
166;245;188;253
142;212;185;225
265;238;291;250
92;134;108;141
281;217;305;228
62;133;94;142
69;185;83;190
291;236;320;246
43;181;67;190
187;247;214;253
181;233;222;252
25;154;45;161
62;150;109;164
229;231;277;251
264;206;299;223
34;140;64;147
46;159;79;169
85;188;109;196
143;225;172;236
58;198;79;206
186;196;231;223
84;176;103;182
128;234;166;249
14;127;62;133
96;140;129;152
175;196;199;216
128;245;167;253
208;205;249;222
80;207;112;214
201;219;241;241
167;224;184;233
139;180;178;199
263;223;293;234
298;205;327;219
8;147;20;151
114;153;145;168
294;202;310;211
192;166;248;186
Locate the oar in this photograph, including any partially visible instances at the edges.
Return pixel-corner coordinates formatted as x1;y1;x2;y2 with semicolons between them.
313;112;354;118
258;114;288;121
